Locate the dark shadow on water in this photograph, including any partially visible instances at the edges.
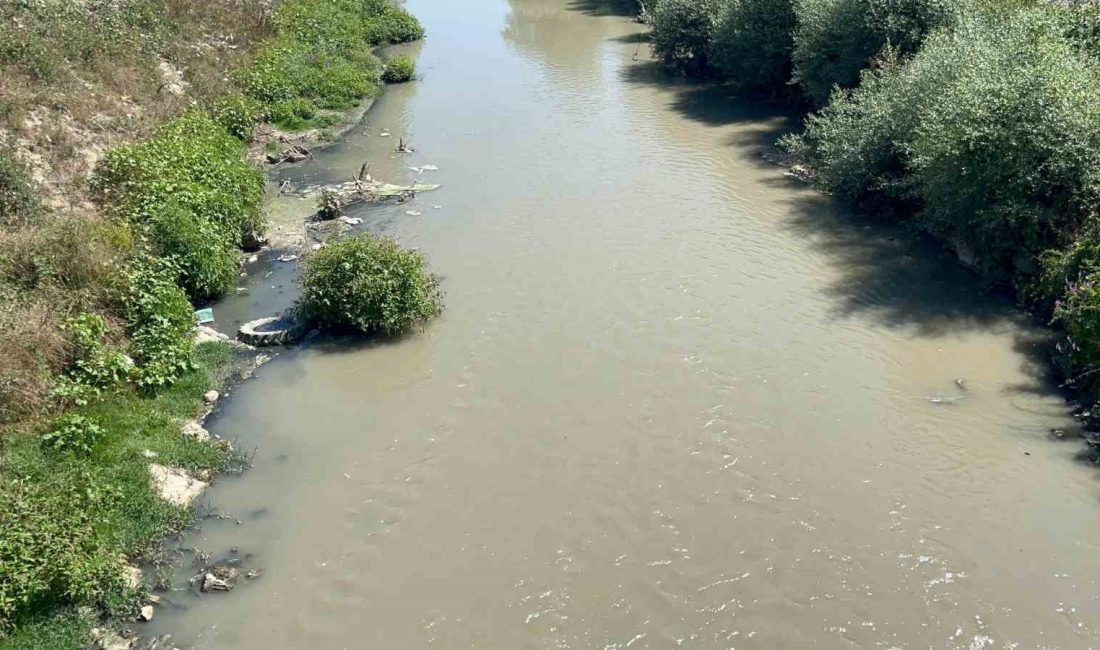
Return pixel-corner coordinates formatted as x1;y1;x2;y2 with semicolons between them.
781;189;1020;336
566;0;639;18
609;31;650;44
618;57;1068;395
619;58;1041;343
620;60;795;153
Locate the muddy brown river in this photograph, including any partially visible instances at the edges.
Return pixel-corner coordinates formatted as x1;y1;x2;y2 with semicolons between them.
149;0;1100;647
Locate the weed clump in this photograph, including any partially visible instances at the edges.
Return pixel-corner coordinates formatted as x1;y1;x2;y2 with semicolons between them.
0;478;130;633
382;55;416;83
298;234;443;335
94;111;262;302
649;0;725;73
0;148;41;228
244;0;425;131
120;258;197;390
711;0;797;94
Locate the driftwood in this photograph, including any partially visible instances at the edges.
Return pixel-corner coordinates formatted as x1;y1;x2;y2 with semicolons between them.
266;144;313;165
305;176;441;220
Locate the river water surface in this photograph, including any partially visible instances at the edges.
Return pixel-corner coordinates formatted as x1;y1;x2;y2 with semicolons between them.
152;0;1100;647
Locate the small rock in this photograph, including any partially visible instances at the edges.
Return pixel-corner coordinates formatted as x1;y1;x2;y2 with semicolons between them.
147;594;161;604
214;565;242;581
149;464;208;507
92;628;136;650
139;605;155;622
201;573;232;592
201;565;241;592
181;420;211;442
246;568;264;580
193;326;229;345
241;230;268;251
123;566;144;590
203;390;220;405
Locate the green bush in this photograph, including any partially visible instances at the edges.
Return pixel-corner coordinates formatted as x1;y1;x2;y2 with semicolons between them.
0;148;41;228
268;97;319;131
650;0;726;73
788;44;929;213
0;478;128;632
40;415;106;456
712;0;797;93
147;201;240;302
908;8;1100;279
364;2;425;44
120;258;196;390
244;0;424;126
54;314;131;405
298;234;443;335
382;55;416;83
95;111;264;242
211;94;260;142
792;0;957;106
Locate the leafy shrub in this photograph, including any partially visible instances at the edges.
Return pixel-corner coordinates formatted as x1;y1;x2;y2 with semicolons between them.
907;8;1100;279
316;189;342;220
0;148;40;228
268;97;319;131
40;415;106;456
298;234;443;335
147;201;240;302
0;478;128;632
712;0;797;93
95;111;264;243
244;0;423;122
382;55;416;83
364;3;425;44
53;314;131;405
792;0;956;106
650;0;726;73
120;258;196;390
789;44;930;213
211;94;260;142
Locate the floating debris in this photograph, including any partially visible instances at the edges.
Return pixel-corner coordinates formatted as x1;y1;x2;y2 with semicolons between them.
338;216;363;225
194;308;214;324
405;210;422;216
276;254;299;262
266;144;312;165
926;395;964;405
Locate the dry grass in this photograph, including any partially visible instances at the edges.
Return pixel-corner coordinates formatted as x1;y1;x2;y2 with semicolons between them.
0;216;125;426
0;0;274;207
0;0;275;426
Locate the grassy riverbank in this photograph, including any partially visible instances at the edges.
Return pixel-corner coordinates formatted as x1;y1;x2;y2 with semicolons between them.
642;0;1100;443
0;0;422;646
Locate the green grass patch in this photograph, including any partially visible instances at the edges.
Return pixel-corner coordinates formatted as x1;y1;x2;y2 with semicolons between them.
298;233;443;335
244;0;424;131
0;608;93;650
382;55;416;83
0;342;237;638
94;112;263;303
